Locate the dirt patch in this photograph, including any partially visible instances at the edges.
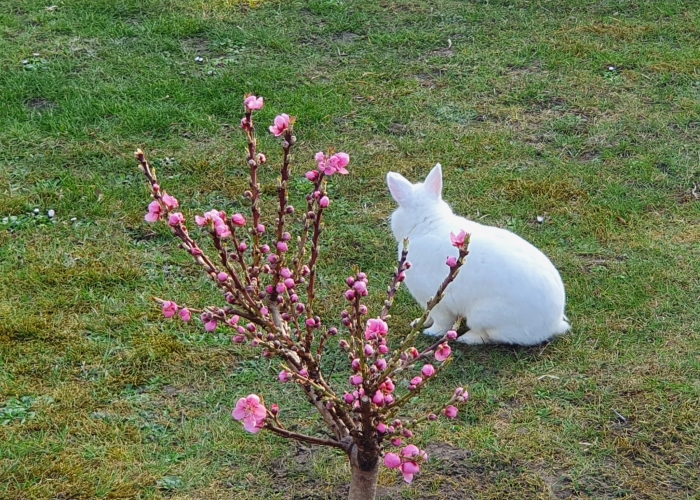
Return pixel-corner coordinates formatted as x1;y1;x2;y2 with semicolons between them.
674;184;699;204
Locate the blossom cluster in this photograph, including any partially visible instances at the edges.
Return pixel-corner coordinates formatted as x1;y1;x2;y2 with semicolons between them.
137;93;472;490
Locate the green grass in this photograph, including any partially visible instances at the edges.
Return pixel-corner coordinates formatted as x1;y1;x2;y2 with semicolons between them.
1;0;700;498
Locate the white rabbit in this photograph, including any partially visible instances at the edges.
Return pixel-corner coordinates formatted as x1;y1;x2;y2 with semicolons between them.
386;164;570;346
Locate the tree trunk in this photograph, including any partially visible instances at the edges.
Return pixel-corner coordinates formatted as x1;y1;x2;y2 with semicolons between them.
348;446;379;500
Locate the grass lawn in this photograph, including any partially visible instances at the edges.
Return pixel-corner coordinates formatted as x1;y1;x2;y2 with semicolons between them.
1;0;700;498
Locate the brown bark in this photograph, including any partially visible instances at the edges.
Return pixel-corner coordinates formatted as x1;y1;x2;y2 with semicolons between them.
347;443;379;500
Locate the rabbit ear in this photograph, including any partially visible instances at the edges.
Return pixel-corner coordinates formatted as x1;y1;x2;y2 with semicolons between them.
423;163;443;199
386;172;414;206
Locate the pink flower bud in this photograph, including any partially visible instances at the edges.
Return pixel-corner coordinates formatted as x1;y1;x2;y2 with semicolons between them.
446;255;458;267
344;289;355;301
444;405;458;419
257;224;265;233
346;276;355;286
280;268;292;279
409;347;419;359
350;374;363;386
351;358;360;371
364;344;374;356
261;244;270;254
384;453;401;469
410;376;423;386
353;281;367;296
218;272;228;282
162;301;178;318
319;196;330;208
246;323;256;332
428;413;438;421
161;193;179;210
281;232;291;241
402;429;413;438
305;170;319;181
168;212;184;226
232;213;246;226
379;344;389;355
270;403;279;416
301;265;310;276
377;422;388;433
284;278;295;289
372;391;384;405
257;153;266;164
384;394;394;405
446;330;458;340
391;438;402;447
238;242;247;252
205;320;217;332
268;254;278;264
358;305;368;315
375;358;387;371
276;241;288;253
344;393;355;404
276;283;286;294
305;318;316;328
278;371;292;383
421;364;436;378
179;308;191;322
299;368;308;378
232;334;246;343
398;271;406;282
404;261;412;269
260;307;269;316
339;339;349;350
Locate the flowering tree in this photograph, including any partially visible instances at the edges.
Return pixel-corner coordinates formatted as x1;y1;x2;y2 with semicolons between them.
136;95;470;499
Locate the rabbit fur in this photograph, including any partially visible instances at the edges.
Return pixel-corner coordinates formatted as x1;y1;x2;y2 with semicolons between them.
386;163;570;346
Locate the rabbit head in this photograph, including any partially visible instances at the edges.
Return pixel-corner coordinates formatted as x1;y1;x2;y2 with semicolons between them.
386;163;453;241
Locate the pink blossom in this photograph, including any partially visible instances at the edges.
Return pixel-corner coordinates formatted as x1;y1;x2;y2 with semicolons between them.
375;358;387;371
353;281;367;296
435;343;451;361
244;95;264;111
179;308;191;322
384;453;401;469
232;334;246;343
218;272;229;282
161;193;179;210
365;318;388;339
257;224;265;233
168;212;184;227
261;244;270;254
319;196;330;208
400;460;420;483
377;422;388;433
447;330;458;340
351;358;361;372
450;229;468;248
214;218;231;238
410;376;423;386
277;241;288;253
162;301;178;318
305;170;319;182
205;320;217;332
316;152;350;176
343;392;355;404
444;405;458;418
269;113;290;136
446;255;458;267
299;368;309;378
421;364;436;378
378;344;389;355
232;394;267;434
144;200;162;222
232;213;246;226
278;371;292;383
372;391;385;406
350;374;363;386
280;268;292;279
364;344;374;356
344;290;355;301
391;438;402;447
